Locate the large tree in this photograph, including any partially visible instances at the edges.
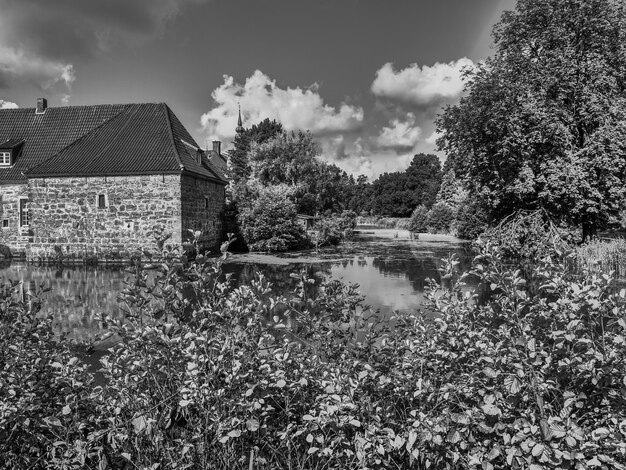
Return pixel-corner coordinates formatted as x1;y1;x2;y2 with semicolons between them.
438;0;626;239
229;118;283;184
369;154;442;217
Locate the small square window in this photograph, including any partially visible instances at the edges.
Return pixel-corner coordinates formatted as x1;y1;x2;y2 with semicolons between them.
97;194;106;209
0;151;11;166
2;219;8;228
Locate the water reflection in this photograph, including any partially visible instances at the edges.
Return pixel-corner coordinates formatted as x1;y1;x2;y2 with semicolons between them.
0;234;472;340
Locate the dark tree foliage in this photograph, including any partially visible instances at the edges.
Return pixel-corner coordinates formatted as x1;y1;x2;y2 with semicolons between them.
437;0;626;239
229;118;284;184
364;154;442;217
405;153;443;209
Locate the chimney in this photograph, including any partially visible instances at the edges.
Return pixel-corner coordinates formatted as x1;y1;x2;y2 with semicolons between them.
36;98;47;114
212;140;221;155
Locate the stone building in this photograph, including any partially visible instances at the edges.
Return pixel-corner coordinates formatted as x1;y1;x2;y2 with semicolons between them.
0;99;227;260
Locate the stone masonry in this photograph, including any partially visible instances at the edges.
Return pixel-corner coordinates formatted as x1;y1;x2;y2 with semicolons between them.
20;173;224;260
0;183;30;254
181;174;225;250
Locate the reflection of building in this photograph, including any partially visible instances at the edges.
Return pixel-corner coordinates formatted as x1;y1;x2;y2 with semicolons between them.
0;99;228;259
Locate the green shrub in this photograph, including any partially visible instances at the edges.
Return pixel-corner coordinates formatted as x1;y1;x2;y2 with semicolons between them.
237;183;309;252
4;234;626;469
408;205;428;233
313;216;343;246
0;284;101;469
426;202;454;233
454;201;488;239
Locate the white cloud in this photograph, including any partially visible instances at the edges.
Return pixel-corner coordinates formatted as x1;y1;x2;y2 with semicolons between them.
425;130;441;146
0;99;18;109
376;113;421;150
200;70;364;141
371;58;473;108
0;45;75;93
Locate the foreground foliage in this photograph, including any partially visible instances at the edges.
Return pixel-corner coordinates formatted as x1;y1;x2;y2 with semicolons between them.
2;230;626;469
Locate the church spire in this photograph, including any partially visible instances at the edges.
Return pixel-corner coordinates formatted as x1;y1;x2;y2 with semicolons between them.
235;103;244;134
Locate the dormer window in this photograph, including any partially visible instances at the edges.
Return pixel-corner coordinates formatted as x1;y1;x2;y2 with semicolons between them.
0;139;24;166
0;151;10;166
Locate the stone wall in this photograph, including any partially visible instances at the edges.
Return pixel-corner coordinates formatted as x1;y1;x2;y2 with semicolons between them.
180;174;225;251
0;183;30;256
26;175;182;259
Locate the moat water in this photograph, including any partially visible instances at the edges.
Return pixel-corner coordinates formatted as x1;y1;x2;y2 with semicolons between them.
0;230;472;341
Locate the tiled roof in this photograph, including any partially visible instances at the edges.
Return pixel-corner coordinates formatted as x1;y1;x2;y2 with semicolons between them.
0;104;127;181
0;102;227;183
0;138;25;149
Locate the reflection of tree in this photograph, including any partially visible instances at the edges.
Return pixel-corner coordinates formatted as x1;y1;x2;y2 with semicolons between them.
223;262;333;300
371;247;472;292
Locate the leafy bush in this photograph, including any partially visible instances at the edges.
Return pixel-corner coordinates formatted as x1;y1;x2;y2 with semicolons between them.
3;233;626;469
408;205;429;233
482;210;574;265
426;202;455;233
313;216;343;246
454;201;488;239
237;183;309;252
0;283;101;469
313;211;358;247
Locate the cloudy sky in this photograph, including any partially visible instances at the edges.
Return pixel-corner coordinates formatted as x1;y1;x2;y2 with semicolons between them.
0;0;515;179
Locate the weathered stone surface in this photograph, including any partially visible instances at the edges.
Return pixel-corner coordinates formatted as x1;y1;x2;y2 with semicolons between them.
26;175;183;259
181;174;225;251
0;183;30;256
0;174;225;260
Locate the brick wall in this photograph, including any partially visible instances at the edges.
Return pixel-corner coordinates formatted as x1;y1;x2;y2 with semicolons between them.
26;175;183;259
180;174;225;251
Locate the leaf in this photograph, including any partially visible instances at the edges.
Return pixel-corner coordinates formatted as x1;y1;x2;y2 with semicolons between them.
504;375;522;394
349;419;361;427
302;414;315;421
227;429;241;438
246;419;260;432
532;443;545;457
43;417;62;427
276;379;286;388
550;423;567;439
308;447;319;454
447;429;461;444
62;405;71;416
121;453;132;461
132;416;147;433
481;404;501;416
483;367;498;378
591;427;610;441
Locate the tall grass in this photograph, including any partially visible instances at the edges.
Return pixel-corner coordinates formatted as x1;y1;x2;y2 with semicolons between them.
575;238;626;277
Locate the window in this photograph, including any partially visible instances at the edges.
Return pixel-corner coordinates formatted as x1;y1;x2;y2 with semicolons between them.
2;219;8;229
204;197;209;209
19;198;29;228
97;194;107;209
0;151;10;166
